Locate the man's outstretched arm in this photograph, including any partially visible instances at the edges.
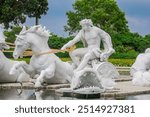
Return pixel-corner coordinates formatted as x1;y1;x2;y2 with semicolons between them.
61;31;82;50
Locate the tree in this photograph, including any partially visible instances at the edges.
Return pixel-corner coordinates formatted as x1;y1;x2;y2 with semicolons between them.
65;0;129;35
0;0;26;28
24;0;48;25
0;0;48;28
4;26;22;43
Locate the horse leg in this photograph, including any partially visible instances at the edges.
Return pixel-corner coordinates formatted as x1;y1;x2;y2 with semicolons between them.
35;63;56;87
35;70;46;87
10;61;36;78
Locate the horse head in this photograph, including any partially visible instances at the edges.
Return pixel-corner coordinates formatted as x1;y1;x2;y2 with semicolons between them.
13;26;30;59
13;25;51;59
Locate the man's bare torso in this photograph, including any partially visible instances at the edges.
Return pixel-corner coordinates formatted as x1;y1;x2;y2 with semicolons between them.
82;27;101;49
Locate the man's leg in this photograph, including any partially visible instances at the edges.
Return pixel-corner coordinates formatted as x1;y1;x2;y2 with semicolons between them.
75;48;99;71
69;48;88;68
75;52;92;71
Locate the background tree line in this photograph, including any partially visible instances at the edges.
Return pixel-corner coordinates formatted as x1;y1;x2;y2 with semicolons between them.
4;26;150;59
1;0;150;59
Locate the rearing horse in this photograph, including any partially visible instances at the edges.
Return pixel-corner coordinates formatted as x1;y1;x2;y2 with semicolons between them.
12;25;74;87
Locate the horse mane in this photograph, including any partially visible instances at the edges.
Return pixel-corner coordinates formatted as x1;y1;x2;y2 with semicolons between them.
17;25;51;41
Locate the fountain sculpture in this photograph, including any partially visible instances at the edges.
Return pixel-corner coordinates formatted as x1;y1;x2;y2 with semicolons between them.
12;25;73;87
131;48;150;86
10;19;119;99
61;19;119;94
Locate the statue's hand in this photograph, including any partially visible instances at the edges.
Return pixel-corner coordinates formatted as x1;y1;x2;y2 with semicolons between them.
100;53;109;61
61;45;68;50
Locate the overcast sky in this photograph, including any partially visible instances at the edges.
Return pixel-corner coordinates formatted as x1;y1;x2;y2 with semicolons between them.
1;0;150;37
117;0;150;36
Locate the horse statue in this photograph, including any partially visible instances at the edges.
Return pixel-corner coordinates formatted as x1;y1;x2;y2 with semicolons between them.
12;25;74;87
0;29;31;83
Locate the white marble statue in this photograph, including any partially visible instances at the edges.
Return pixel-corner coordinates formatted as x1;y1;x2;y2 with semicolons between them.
61;19;115;71
0;29;31;83
12;26;74;87
131;48;150;86
62;19;119;91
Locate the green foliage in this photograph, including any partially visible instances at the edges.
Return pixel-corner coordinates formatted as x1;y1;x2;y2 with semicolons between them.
48;34;73;49
24;0;48;25
60;58;135;67
136;36;150;52
10;57;134;67
0;0;48;28
111;51;139;59
0;0;26;28
24;0;48;19
65;0;129;35
108;59;135;67
3;26;150;59
112;32;139;52
48;34;71;58
112;32;150;53
48;34;84;58
4;26;22;43
3;26;22;58
10;58;30;64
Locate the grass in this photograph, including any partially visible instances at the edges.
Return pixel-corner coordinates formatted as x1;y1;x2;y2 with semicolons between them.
10;57;135;67
10;58;30;63
108;59;135;67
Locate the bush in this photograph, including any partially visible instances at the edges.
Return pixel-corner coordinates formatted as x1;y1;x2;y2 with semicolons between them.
4;26;150;59
110;51;139;59
10;58;30;64
13;57;134;67
108;59;135;67
4;26;22;43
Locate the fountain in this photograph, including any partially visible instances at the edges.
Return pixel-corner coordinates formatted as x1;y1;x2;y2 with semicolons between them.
9;20;119;99
2;19;149;100
57;19;119;98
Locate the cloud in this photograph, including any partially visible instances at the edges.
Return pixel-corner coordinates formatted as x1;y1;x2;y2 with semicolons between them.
117;0;150;35
117;0;150;17
117;0;150;5
25;0;75;36
24;0;150;36
126;16;150;35
127;16;149;26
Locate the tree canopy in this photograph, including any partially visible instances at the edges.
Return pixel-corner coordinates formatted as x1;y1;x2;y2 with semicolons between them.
65;0;129;35
0;0;48;28
24;0;48;25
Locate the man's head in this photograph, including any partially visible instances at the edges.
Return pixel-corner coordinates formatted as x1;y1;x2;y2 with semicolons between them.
80;19;93;31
